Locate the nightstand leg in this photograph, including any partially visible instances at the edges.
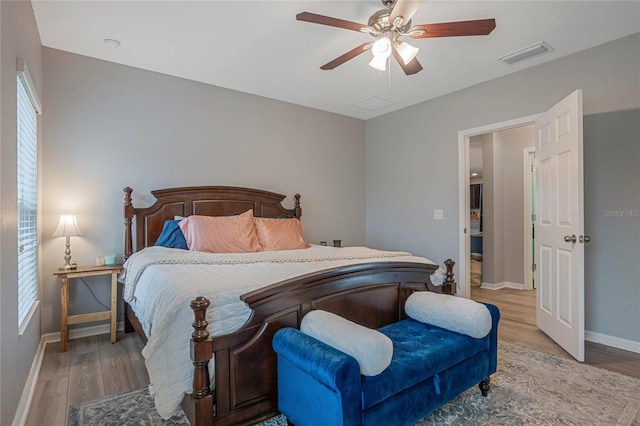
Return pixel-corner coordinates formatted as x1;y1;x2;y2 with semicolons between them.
110;271;118;343
60;277;69;352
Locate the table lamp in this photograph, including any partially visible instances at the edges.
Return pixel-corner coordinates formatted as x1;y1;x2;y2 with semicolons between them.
52;214;83;270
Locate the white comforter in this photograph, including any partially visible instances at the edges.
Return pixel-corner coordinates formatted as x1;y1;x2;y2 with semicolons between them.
122;245;441;419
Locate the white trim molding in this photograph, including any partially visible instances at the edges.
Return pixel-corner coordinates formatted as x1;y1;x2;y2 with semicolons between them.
523;147;536;291
43;321;125;344
12;337;46;426
585;331;640;354
16;58;42;114
479;281;526;291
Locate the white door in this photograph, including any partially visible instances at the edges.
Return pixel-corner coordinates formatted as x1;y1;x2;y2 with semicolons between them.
535;90;585;361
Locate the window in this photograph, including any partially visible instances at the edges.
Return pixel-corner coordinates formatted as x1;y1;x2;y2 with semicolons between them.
17;58;42;332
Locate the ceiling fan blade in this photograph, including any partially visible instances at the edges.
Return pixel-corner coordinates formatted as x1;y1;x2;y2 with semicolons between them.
320;43;373;70
297;12;371;33
389;0;424;27
392;47;423;75
410;18;496;38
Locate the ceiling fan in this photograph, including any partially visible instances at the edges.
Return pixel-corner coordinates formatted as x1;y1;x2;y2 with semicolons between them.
296;0;496;75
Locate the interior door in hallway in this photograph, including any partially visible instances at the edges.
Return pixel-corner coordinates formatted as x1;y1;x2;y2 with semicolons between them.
535;90;585;362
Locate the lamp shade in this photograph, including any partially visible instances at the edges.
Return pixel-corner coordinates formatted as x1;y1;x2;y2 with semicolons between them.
396;41;419;65
52;214;83;237
369;55;387;71
372;37;392;59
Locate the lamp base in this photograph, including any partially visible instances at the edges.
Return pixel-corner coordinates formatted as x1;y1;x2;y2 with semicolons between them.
60;262;78;271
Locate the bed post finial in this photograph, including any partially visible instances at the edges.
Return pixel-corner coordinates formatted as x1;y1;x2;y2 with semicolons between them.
294;194;302;218
443;259;456;295
124;187;133;260
190;297;212;398
183;297;214;424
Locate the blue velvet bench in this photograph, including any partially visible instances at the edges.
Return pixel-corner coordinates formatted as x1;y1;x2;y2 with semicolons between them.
272;302;500;426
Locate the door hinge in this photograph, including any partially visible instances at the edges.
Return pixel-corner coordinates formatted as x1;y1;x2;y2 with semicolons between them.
532;263;537;272
532;214;536;221
464;228;467;234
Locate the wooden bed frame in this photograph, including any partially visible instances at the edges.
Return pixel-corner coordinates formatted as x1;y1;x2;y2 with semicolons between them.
122;186;456;426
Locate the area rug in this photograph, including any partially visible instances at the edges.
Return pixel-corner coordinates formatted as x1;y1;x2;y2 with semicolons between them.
68;341;640;426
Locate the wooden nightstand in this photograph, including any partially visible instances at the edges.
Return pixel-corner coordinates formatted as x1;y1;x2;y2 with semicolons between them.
53;264;123;352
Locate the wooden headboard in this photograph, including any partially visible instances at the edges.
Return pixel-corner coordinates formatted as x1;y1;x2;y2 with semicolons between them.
123;186;301;259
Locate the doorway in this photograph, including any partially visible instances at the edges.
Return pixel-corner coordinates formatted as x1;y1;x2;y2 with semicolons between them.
457;114;538;298
459;91;586;362
466;126;535;291
462;121;539;352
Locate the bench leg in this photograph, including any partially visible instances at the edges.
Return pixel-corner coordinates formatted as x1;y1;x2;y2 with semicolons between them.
479;377;491;396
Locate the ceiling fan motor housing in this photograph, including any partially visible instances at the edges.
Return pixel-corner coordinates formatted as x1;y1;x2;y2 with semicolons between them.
367;8;412;37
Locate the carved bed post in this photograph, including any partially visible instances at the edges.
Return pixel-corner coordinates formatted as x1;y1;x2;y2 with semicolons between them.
442;259;456;295
123;187;134;260
183;297;214;425
294;193;302;218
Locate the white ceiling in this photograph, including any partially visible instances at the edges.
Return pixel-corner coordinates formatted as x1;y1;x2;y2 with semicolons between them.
32;1;640;120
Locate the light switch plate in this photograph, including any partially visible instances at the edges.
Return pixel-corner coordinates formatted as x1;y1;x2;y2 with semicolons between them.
434;209;444;220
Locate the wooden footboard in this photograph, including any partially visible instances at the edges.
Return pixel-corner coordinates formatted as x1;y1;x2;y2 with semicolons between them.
182;260;456;426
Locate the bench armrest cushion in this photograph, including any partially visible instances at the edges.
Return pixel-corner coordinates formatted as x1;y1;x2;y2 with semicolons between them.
405;292;492;338
301;310;393;376
273;327;361;388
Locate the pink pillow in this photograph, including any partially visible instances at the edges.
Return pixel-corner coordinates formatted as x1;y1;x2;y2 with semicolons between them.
254;217;310;251
179;210;261;253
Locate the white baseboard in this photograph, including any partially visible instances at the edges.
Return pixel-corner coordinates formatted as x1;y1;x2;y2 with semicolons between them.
15;322;126;425
585;330;640;354
12;337;46;426
480;281;504;290
42;321;125;344
504;281;525;290
480;281;526;290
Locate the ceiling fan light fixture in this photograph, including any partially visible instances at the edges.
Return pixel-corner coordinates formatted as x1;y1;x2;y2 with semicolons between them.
369;55;387;71
396;41;419;65
371;37;392;59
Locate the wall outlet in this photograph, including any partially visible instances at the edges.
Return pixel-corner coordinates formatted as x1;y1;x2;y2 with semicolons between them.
434;209;444;220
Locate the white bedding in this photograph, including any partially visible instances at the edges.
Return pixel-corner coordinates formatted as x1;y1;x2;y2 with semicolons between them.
122;245;441;419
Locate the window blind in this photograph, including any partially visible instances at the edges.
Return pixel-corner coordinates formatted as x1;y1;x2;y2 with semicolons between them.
17;69;40;329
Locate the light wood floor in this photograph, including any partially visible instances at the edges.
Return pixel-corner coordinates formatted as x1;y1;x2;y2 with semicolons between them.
471;286;640;378
25;333;149;426
26;288;640;425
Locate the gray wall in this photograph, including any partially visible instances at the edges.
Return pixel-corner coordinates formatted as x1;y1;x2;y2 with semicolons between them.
366;33;640;343
583;109;640;342
480;133;497;284
40;48;366;334
494;126;535;286
0;1;43;424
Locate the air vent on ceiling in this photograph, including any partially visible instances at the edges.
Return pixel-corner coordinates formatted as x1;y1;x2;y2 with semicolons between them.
498;41;553;64
352;96;394;111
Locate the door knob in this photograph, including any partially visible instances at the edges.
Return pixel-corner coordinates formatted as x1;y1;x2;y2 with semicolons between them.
580;235;591;243
564;234;577;243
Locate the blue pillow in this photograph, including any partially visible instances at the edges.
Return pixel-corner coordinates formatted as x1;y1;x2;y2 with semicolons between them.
154;220;188;250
